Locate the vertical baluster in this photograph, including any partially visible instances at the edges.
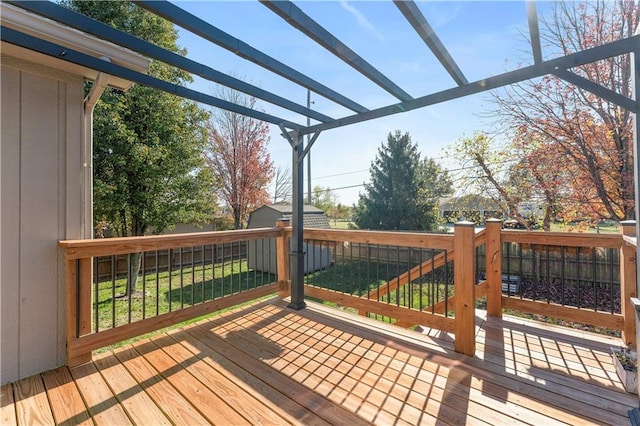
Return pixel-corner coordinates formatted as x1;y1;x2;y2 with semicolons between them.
191;246;195;305
561;246;566;307
94;256;99;332
142;251;146;319
592;247;597;311
127;253;132;324
168;249;173;312
201;244;206;303
111;255;116;328
155;250;160;316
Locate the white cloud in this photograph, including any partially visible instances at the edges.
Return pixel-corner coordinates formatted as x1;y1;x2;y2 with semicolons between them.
425;3;464;29
339;1;385;42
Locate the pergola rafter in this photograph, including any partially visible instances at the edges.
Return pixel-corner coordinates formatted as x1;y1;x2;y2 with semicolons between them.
4;0;334;123
0;26;304;130
133;0;369;114
526;1;543;64
393;0;468;86
2;0;638;311
261;0;413;102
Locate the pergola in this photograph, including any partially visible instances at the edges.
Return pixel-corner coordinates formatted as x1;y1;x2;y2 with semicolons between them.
3;0;638;312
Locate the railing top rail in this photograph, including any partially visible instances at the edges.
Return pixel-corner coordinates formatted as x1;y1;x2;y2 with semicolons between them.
59;227;281;260
300;227;455;251
623;235;637;248
501;230;622;249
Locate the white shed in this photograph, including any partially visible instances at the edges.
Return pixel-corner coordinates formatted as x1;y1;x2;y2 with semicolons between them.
0;3;150;384
246;204;332;275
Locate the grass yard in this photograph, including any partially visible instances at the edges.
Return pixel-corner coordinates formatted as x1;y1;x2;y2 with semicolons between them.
94;259;276;332
330;220;354;229
304;257;454;320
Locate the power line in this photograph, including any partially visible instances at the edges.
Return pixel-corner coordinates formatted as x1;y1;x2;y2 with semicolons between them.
302;159;520;196
307;169;369;180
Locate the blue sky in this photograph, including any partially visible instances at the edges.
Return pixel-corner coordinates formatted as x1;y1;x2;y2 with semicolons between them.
174;1;545;205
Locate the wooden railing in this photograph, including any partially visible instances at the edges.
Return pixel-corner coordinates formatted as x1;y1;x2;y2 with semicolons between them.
297;219;637;349
59;225;290;366
494;220;637;346
60;219;636;365
289;222;478;355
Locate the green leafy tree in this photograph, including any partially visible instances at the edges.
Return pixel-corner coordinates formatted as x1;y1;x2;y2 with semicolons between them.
66;1;216;294
354;131;452;231
311;186;338;213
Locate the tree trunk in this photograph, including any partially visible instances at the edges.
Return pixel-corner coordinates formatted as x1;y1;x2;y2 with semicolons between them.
125;252;142;296
124;220;146;296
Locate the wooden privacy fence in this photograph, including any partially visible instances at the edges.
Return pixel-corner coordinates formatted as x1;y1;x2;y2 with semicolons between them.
94;242;247;281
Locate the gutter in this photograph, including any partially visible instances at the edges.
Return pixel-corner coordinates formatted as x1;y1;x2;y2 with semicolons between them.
83;66;110;239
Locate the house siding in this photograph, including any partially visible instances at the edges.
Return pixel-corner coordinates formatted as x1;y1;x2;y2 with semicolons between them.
1;59;83;384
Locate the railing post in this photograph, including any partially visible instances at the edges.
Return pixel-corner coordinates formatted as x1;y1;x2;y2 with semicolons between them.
620;220;637;347
485;219;503;318
66;257;92;366
454;221;476;356
276;219;291;298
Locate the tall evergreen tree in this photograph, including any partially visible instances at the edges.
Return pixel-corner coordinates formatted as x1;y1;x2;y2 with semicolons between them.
65;1;216;294
353;131;451;231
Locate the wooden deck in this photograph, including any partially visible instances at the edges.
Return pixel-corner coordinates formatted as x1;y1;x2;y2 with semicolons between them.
2;297;638;425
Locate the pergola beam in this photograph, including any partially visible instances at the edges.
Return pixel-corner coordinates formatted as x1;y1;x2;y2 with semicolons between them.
134;0;369;114
0;26;303;130
260;0;413;102
553;68;638;112
7;0;333;123
303;34;640;135
393;0;468;86
526;1;543;64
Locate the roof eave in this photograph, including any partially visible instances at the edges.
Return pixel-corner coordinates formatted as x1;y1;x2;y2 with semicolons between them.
1;3;151;90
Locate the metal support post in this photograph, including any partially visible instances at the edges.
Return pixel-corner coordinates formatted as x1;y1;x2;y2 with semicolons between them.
631;41;640;407
289;131;306;310
306;89;312;205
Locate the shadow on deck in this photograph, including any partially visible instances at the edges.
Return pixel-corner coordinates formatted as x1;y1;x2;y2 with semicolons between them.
2;297;637;425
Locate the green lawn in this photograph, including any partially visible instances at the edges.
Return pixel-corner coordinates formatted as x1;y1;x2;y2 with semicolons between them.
94;259;275;332
304;258;454;320
330;220;354;229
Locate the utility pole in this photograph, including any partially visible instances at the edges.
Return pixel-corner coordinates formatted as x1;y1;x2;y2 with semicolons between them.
306;89;312;205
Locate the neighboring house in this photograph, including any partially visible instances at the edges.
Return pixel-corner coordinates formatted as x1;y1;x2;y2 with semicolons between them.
246;204;331;274
0;3;150;384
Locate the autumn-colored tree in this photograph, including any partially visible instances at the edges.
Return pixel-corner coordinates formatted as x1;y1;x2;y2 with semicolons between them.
205;88;274;229
449;132;563;231
491;0;638;222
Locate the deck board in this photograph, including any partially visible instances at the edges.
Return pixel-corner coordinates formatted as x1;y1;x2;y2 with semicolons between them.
41;367;92;426
68;362;132;426
13;375;55;425
4;297;638;425
1;383;17;426
92;350;171;425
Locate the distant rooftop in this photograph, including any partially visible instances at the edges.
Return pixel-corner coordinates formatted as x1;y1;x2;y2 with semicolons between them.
266;204;325;214
248;204;330;229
